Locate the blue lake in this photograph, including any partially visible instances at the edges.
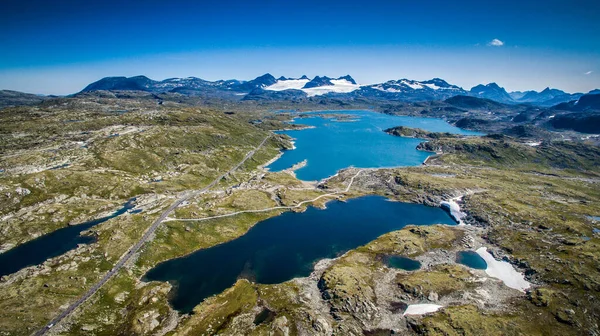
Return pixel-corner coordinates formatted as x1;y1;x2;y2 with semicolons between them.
385;255;421;271
144;195;456;313
0;199;135;277
267;110;481;181
456;251;488;270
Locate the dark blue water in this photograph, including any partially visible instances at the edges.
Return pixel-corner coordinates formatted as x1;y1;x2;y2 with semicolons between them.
0;199;135;277
456;251;487;270
267;111;481;180
144;195;455;312
385;255;421;271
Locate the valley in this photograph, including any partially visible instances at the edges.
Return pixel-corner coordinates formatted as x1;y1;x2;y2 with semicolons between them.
3;1;599;334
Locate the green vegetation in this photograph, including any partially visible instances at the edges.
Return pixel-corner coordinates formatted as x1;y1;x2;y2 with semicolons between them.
417;304;573;336
0;96;288;335
0;96;287;248
419;136;600;175
1;96;599;335
173;279;258;335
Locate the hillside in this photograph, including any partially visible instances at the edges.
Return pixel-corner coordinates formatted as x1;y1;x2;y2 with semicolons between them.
0;90;50;108
553;93;600;112
445;95;505;109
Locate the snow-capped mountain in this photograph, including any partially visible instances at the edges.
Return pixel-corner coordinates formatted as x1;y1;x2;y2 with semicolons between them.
262;75;360;97
79;74;593;106
366;78;464;93
353;78;467;101
262;77;310;91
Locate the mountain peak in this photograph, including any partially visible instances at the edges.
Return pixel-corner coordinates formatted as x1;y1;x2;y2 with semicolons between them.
426;78;448;84
81;75;155;92
254;73;276;81
422;78;455;88
130;75;152;81
302;76;334;89
249;73;277;86
337;75;357;84
469;83;513;103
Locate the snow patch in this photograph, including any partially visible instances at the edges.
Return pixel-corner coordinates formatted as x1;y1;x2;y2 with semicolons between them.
401;80;424;90
526;142;541;147
424;83;441;90
423;83;456;90
476;247;531;292
302;79;360;97
264;78;360;97
264;79;310;91
403;304;443;316
441;196;467;225
372;85;403;93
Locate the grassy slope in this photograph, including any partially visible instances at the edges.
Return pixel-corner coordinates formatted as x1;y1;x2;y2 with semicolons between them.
0;97;287;335
0;97;285;248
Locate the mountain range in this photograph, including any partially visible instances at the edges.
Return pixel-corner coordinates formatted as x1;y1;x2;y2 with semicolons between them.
78;74;596;107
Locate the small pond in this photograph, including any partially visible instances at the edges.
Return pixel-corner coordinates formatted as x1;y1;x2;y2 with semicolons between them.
384;255;421;271
456;250;488;270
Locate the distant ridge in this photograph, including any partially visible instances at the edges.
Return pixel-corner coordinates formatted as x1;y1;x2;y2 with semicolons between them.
82;75;155;92
553;93;600;112
469;83;514;104
75;74;598;107
0;90;52;108
445;95;505;109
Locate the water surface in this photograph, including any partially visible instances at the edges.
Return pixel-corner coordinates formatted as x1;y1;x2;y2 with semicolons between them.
144;195;455;312
384;255;421;271
267;110;480;180
456;251;488;270
0;199;135;276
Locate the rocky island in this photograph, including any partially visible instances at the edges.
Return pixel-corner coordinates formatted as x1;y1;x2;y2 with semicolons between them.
384;126;461;140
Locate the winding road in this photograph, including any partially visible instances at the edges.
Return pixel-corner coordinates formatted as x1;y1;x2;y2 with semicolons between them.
164;169;363;223
35;135;271;335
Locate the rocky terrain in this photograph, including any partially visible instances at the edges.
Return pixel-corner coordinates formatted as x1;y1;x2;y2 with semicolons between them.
0;90;51;109
0;93;599;336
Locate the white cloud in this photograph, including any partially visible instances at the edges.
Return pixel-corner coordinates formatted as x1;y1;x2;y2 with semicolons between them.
585;71;593;75
487;39;505;47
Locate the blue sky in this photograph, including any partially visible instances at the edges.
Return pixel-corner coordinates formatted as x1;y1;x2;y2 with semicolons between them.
1;0;599;94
